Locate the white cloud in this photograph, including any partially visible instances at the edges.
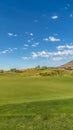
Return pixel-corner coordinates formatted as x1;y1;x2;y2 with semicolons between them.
32;51;50;58
13;48;18;50
32;42;39;47
22;48;27;50
22;56;31;60
57;45;73;50
57;50;73;55
43;38;49;41
32;52;38;58
32;45;37;47
57;45;66;50
49;36;61;42
1;50;9;54
8;32;18;37
0;48;18;54
51;15;58;19
27;40;31;43
39;51;49;57
34;42;39;45
43;36;60;42
8;33;13;36
24;44;29;47
31;49;73;59
54;50;73;56
21;47;73;61
30;33;33;36
52;57;63;61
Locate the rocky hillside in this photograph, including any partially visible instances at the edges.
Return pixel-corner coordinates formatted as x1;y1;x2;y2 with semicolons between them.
61;61;73;70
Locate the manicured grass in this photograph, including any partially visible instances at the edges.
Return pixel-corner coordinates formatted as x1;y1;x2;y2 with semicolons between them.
0;75;73;104
0;75;73;129
0;99;73;129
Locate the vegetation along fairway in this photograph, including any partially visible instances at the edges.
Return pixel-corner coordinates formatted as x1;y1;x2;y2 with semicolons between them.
0;74;73;129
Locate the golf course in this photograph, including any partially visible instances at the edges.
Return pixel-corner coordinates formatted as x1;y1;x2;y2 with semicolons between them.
1;0;73;129
0;72;73;130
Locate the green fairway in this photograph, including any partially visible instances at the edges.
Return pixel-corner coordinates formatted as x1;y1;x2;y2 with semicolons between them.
0;99;73;130
0;75;73;104
0;75;73;129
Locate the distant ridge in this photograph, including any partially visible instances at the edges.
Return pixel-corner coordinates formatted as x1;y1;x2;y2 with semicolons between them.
61;60;73;70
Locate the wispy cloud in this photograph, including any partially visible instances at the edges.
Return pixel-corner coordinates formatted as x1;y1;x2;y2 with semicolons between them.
22;48;27;50
29;33;33;36
27;40;31;43
8;33;13;36
51;15;58;19
13;48;18;50
49;36;61;42
52;57;63;61
21;46;73;62
57;50;73;56
57;45;73;50
32;42;39;47
32;49;73;59
8;32;18;37
22;56;31;60
24;44;29;47
0;48;18;54
43;38;49;41
32;51;50;58
43;36;60;42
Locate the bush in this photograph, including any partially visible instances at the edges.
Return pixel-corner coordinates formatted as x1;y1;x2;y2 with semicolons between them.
10;68;17;72
39;69;66;77
0;70;4;73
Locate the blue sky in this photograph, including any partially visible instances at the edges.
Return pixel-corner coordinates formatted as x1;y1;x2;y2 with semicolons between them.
0;0;73;70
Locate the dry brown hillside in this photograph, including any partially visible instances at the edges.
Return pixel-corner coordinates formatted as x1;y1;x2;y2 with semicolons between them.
61;61;73;70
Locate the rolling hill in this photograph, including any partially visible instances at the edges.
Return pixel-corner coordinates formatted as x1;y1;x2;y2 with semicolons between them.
61;61;73;70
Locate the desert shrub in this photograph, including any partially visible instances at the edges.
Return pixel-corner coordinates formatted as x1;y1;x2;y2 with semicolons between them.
0;70;4;73
10;68;17;72
35;65;41;70
39;69;66;76
41;66;48;70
